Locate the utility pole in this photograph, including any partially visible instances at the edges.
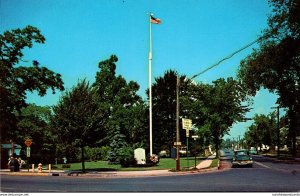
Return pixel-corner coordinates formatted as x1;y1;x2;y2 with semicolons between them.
176;75;180;171
271;106;280;157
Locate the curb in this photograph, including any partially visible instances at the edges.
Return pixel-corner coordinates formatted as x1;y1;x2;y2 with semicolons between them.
0;157;222;178
0;167;221;178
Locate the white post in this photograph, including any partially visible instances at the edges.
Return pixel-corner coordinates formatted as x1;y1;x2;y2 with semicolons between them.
32;164;34;172
49;164;51;173
149;14;153;156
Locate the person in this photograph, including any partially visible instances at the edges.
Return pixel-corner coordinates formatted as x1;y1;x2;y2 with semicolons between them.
13;157;20;171
18;157;25;169
8;156;15;172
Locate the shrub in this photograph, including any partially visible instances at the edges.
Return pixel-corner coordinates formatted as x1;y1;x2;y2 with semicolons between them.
119;146;136;167
146;154;159;166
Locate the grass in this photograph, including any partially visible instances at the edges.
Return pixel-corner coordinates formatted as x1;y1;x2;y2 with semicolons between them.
53;157;206;171
210;158;219;168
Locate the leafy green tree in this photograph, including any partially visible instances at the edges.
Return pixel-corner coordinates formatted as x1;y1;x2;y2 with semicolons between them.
184;78;249;157
238;0;300;155
51;79;102;172
244;113;277;150
16;104;56;163
244;112;290;151
150;70;189;154
0;26;64;142
92;55;146;148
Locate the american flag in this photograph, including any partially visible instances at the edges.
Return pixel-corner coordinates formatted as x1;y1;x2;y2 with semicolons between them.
150;15;161;24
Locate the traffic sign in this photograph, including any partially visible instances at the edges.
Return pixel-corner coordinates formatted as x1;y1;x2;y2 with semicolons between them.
174;142;181;146
24;139;32;147
182;118;192;130
186;129;189;137
26;147;31;157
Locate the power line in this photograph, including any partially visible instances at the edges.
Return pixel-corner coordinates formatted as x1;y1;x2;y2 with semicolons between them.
190;38;261;80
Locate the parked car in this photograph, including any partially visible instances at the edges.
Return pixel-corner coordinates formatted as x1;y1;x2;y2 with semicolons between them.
232;149;253;168
249;147;257;155
179;147;190;156
159;150;169;158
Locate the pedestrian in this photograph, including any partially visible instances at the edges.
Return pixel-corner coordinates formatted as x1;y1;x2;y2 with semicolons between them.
13;157;20;171
8;156;15;172
18;157;25;169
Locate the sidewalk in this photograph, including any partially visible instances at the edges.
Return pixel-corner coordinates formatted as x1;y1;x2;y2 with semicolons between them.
196;154;216;169
0;155;218;178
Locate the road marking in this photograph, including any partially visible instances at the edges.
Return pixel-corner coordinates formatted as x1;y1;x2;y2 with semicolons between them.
254;161;271;169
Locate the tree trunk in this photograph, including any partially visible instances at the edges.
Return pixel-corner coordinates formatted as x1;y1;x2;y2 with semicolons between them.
215;138;220;158
81;145;85;173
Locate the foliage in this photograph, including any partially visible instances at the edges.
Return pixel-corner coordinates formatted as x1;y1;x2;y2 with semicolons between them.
244;112;289;150
237;0;300;155
51;79;102;172
244;113;277;149
183;78;249;157
108;130;127;163
150;70;189;154
16;104;56;163
119;146;136;167
148;154;159;165
84;146;111;161
0;26;64;142
93;55;147;147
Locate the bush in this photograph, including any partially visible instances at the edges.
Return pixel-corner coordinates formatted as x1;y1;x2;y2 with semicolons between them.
146;154;159;166
85;146;111;161
119;146;136;167
62;164;71;168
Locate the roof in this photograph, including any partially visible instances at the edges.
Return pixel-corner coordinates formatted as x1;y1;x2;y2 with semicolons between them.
1;144;22;149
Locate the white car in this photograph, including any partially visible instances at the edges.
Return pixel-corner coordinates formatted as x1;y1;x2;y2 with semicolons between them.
249;147;257;155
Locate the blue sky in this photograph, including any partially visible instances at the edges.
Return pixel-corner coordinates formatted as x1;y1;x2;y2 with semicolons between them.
1;0;282;140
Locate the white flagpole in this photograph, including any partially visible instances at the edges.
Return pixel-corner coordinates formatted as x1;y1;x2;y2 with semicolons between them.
149;13;153;156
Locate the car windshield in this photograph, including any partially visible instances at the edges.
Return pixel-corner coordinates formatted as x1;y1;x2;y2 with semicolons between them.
235;151;249;156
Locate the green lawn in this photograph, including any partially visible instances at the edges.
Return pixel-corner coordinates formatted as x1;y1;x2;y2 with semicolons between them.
210;158;219;168
53;157;207;171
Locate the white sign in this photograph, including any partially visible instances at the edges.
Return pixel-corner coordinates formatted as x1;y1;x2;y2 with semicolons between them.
134;148;146;165
182;118;192;130
26;147;31;157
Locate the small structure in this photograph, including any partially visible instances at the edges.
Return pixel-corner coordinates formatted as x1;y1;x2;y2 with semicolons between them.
134;148;146;165
1;144;22;169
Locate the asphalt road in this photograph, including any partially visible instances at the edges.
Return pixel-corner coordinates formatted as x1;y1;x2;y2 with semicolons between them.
1;155;300;192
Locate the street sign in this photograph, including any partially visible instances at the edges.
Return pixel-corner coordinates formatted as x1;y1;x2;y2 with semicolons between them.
174;142;181;146
182;118;192;130
24;139;32;147
186;129;189;137
26;147;31;157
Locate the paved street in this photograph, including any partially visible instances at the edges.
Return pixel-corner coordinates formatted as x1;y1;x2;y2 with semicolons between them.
1;155;300;192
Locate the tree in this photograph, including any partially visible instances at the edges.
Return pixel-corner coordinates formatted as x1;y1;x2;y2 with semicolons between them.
244;113;277;150
16;104;56;163
150;70;189;154
92;55;146;148
184;78;249;157
0;26;64;142
237;0;300;155
51;79;101;172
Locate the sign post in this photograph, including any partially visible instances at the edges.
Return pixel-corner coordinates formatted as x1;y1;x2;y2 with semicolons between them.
24;139;32;172
182;118;192;169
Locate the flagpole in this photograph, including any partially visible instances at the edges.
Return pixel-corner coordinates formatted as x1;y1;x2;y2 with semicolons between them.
149;13;153;156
